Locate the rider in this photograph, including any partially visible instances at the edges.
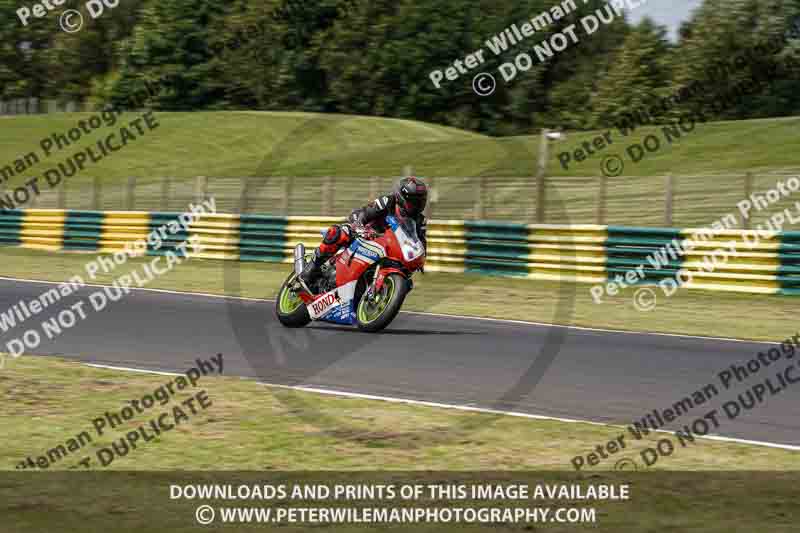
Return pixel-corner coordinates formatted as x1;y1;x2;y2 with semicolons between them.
299;176;429;287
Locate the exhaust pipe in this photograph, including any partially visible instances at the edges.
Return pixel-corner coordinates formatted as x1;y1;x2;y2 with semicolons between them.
294;244;306;276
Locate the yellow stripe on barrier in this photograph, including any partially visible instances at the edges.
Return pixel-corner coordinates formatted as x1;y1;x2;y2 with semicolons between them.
101;213;150;254
20;210;65;251
3;208;800;297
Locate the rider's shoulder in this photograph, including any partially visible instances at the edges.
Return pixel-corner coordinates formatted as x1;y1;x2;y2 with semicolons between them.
374;194;394;210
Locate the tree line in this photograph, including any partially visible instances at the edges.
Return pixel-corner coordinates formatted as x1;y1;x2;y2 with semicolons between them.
1;0;798;135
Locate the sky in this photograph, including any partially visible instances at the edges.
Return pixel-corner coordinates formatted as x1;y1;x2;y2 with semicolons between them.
627;0;705;40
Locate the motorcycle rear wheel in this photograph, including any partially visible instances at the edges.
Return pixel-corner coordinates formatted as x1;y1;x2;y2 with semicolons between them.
355;273;408;332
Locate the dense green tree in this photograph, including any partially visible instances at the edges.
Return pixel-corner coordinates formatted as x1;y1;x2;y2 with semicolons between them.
111;0;230;110
2;0;798;133
0;0;62;99
670;0;800;119
536;0;630;130
590;18;673;129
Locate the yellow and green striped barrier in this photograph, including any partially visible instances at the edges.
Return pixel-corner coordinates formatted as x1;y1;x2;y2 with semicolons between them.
1;209;798;295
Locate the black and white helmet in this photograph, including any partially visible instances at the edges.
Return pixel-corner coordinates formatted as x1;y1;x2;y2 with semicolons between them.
394;176;428;217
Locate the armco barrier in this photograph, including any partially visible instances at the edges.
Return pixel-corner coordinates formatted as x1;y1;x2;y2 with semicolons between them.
1;208;798;295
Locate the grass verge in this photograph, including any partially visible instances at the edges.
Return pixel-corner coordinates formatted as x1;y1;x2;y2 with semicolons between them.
1;355;797;471
2;112;799;226
2;112;798;181
3;248;800;532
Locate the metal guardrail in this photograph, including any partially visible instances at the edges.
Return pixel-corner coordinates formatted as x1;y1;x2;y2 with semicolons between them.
7;171;800;228
1;208;798;295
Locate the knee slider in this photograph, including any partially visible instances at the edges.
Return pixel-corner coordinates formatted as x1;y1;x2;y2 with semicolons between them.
322;225;342;245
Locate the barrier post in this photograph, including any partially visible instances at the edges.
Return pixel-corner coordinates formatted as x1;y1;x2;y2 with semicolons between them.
425;176;436;219
536;174;546;223
161;176;171;210
240;177;251;213
369;176;378;202
125;176;137;210
665;174;675;227
92;176;102;210
475;176;486;219
57;181;66;209
535;129;549;223
597;175;607;224
194;176;208;204
282;177;292;215
742;172;753;229
323;176;334;216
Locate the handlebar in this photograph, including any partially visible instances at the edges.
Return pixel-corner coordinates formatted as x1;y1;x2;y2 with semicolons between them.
354;225;381;240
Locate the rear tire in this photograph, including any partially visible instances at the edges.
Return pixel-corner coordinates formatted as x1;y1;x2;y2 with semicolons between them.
356;273;408;333
275;272;311;328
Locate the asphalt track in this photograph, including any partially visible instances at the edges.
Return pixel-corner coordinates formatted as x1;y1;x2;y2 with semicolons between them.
2;278;799;449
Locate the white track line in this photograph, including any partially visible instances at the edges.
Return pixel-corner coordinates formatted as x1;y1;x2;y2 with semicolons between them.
0;275;267;302
13;276;800;449
0;275;783;345
85;362;800;453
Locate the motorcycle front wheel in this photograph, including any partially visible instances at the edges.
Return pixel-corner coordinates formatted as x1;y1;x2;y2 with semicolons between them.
355;273;408;333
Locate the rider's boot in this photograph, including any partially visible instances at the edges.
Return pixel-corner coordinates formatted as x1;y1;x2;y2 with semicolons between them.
299;249;328;289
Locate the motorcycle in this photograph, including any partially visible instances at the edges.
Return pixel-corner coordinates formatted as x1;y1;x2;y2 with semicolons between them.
275;215;426;332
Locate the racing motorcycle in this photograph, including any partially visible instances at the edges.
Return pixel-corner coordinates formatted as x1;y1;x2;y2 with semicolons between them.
275;215;426;332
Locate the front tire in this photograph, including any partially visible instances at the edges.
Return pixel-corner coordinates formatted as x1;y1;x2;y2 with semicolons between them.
356;273;408;332
275;272;311;328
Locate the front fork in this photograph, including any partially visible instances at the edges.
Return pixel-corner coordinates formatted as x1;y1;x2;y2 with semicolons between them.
367;265;412;302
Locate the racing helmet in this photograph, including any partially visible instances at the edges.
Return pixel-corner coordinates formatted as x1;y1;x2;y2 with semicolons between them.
394;176;428;218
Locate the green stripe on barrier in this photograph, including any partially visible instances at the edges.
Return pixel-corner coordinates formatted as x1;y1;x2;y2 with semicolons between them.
148;212;189;255
607;226;685;237
238;253;287;263
465;221;529;272
63;210;103;251
0;210;23;246
464;258;529;277
779;232;800;289
1;208;798;296
465;240;531;262
606;226;684;282
606;266;682;281
239;215;288;258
